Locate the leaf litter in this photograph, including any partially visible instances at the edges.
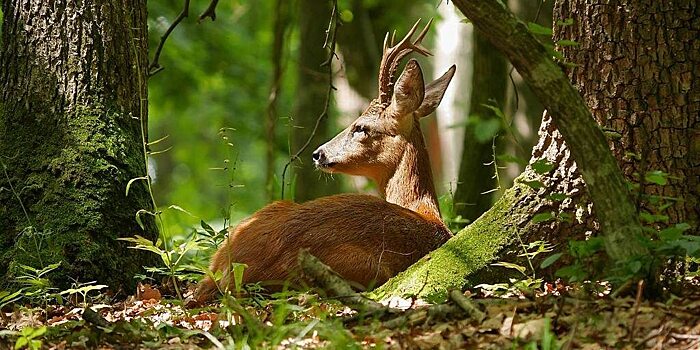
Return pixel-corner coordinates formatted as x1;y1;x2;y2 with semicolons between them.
0;279;698;349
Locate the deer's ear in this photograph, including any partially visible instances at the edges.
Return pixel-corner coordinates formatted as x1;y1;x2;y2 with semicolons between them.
415;65;456;118
387;59;425;118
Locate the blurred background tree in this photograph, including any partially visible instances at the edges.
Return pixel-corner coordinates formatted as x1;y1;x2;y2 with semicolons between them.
144;0;544;236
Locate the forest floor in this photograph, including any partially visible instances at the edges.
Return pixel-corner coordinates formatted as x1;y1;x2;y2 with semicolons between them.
1;279;699;349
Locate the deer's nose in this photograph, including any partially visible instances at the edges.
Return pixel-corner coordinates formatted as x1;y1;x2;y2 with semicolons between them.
312;148;327;165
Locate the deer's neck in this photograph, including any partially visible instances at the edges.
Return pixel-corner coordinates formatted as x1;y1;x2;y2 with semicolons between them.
379;124;444;226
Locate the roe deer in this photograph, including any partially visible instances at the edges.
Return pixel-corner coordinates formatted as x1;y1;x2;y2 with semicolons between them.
195;20;456;303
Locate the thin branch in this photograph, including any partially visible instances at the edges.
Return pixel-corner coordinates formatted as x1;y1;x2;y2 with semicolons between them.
149;0;191;77
280;0;339;199
198;0;220;23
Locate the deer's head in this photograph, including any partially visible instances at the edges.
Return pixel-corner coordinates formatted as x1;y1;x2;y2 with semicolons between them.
312;20;455;185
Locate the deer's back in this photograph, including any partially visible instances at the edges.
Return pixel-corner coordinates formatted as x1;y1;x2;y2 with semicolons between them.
211;194;451;289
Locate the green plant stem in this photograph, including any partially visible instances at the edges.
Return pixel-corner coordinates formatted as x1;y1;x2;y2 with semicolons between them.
128;13;181;300
1;159;32;227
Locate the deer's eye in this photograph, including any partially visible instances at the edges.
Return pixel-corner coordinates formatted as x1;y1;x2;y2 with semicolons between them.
352;124;369;137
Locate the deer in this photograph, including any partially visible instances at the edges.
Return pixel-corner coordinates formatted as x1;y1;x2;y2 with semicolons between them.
195;19;456;303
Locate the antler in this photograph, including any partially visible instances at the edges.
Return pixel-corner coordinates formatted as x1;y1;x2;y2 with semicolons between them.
378;19;433;105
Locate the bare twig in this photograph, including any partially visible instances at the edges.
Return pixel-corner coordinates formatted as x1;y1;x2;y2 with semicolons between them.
382;304;459;329
298;249;386;313
449;289;486;322
198;0;220;23
149;0;191;77
298;249;390;318
628;280;645;342
280;0;339;199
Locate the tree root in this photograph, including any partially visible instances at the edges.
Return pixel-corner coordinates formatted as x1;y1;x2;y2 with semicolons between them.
297;249;486;329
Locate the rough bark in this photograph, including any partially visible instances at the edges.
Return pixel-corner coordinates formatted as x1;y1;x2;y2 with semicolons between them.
451;0;648;260
0;0;158;290
290;0;340;202
375;0;698;301
453;32;508;222
554;0;699;231
377;1;700;299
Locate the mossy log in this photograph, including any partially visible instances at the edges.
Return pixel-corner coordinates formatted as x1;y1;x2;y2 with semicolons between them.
372;181;537;302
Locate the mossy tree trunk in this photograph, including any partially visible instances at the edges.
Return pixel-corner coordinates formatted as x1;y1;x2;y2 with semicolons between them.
377;0;697;301
0;0;158;291
290;0;340;202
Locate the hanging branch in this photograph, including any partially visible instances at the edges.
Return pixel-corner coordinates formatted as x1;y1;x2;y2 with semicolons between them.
198;0;220;22
280;0;339;199
149;0;191;77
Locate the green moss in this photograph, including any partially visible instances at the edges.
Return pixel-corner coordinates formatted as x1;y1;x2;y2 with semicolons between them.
371;182;532;303
1;101;158;291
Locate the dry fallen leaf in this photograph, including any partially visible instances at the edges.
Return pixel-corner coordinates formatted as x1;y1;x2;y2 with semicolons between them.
137;283;162;301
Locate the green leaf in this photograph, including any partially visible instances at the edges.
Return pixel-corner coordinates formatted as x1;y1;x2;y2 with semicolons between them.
0;290;22;306
540;253;563;268
555;264;587;282
558;212;573;223
168;205;195;217
658;223;690;241
481;104;506;120
29;326;46;338
569;237;604;258
14;337;27;350
134;209;156;230
232;263;247;293
532;212;554;224
339;9;353;22
200;220;217;236
125;176;149;197
491;261;527;275
527;22;553;36
497;154;528;166
556;18;574;26
542;43;565;60
556;39;579;47
640;211;669;223
118;235;168;264
627;260;642;274
645;170;668;185
547;193;568;201
531;159;555;174
59;284;107;296
522;180;544;189
473;118;501;143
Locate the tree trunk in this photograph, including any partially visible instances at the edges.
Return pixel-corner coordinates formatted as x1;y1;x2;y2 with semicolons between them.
0;0;158;290
266;0;289;201
376;0;697;301
554;0;699;230
453;32;508;223
290;0;340;202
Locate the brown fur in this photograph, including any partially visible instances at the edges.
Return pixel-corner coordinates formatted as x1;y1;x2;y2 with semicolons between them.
196;195;452;303
195;25;456;303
